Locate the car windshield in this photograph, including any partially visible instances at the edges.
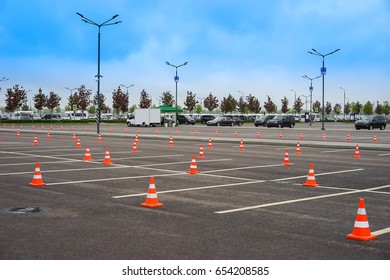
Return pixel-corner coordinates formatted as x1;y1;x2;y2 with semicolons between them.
272;115;283;120
362;116;374;121
213;117;224;121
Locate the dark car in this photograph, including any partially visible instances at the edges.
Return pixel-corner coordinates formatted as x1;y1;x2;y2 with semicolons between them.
254;115;275;127
42;113;62;121
177;115;196;125
355;115;386;130
207;116;236;126
266;115;295;128
200;115;215;124
225;115;244;126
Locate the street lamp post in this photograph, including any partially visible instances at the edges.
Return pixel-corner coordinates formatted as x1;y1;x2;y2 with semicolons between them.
308;48;340;130
302;74;322;126
120;84;134;112
165;61;188;126
76;12;122;134
300;95;309;111
291;89;296;114
340;86;346;120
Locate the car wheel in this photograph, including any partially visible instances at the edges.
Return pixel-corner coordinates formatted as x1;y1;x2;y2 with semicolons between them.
356;128;360;130
185;121;189;125
255;124;258;127
369;125;373;130
278;124;282;128
231;122;234;127
290;123;294;128
380;125;385;130
217;123;221;126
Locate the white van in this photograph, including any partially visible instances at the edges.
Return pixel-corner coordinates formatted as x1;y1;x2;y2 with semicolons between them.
65;110;89;120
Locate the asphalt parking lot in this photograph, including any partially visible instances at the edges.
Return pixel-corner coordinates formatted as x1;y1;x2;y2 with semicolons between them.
0;121;389;259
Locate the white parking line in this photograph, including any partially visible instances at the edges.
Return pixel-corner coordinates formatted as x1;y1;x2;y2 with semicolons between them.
378;153;390;157
215;184;390;214
372;227;390;236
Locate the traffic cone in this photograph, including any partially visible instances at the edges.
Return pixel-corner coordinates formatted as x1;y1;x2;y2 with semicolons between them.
137;128;140;134
60;125;64;130
300;132;303;139
295;142;301;154
303;164;319;187
72;126;74;131
140;177;164;208
283;150;291;166
279;132;282;139
102;148;113;164
29;162;46;187
187;155;200;174
11;124;14;128
16;131;20;138
41;124;44;130
194;129;198;136
346;134;350;142
373;134;377;143
207;137;213;148
198;145;205;158
124;127;128;133
109;128;113;133
354;144;361;158
239;139;245;151
234;131;238;137
257;131;260;139
135;134;139;144
215;130;219;136
46;132;51;140
75;138;81;148
169;136;174;146
132;141;138;153
322;132;327;141
98;134;102;142
83;146;93;161
155;128;159;134
3;124;5;128
72;132;76;141
175;128;178;135
32;124;35;129
20;124;23;129
346;198;377;241
33;136;38;146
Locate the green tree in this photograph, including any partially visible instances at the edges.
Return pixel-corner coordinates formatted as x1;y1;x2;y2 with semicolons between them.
46;91;61;116
112;86;128;114
129;104;137;113
195;104;203;114
139;89;152;108
247;94;261;113
312;100;321;114
281;96;289;113
161;91;174;106
325;102;332;115
5;85;27;113
204;92;219;113
374;101;383;115
220;94;237;113
351;101;362;115
77;85;92;119
34;88;46;115
333;103;342;115
382;101;390;115
93;93;108;113
344;102;351;115
293;97;304;114
237;96;247;113
362;101;373;115
184;91;198;113
263;95;276;113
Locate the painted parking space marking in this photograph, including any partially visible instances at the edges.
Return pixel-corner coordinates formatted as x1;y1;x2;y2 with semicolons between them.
215;184;390;214
371;227;390;236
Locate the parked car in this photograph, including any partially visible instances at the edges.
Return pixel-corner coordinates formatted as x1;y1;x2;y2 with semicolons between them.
200;115;215;124
177;115;196;125
42;113;62;121
266;115;295;128
0;114;9;120
355;115;386;130
225;115;244;126
207;116;236;126
254;115;275;127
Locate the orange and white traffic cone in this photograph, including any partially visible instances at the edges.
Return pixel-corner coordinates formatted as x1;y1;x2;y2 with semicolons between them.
279;132;282;139
98;134;102;142
11;123;14;128
72;126;74;131
239;139;245;151
75;138;81;148
234;131;238;137
134;134;139;144
215;130;219;136
29;162;46;187
283;150;291;166
354;144;361;158
295;142;301;154
175;128;178;135
124;127;128;133
169;136;174;146
257;131;260;139
187;155;200;174
109;128;113;133
373;134;377;143
303;164;319;187
83;146;93;161
16;131;20;138
207;137;213;148
72;132;76;141
346;134;350;142
41;124;44;130
300;132;303;140
155;128;159;134
102;148;113;164
132;141;138;153
60;125;64;130
346;198;377;241
140;176;164;208
322;132;327;141
137;128;140;134
194;129;198;136
33;136;38;146
46;132;51;140
198;145;205;158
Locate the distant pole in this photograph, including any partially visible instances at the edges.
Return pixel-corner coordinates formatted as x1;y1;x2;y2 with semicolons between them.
340;86;346;120
291;89;296;114
76;12;122;134
120;84;134;112
165;61;188;125
302;75;322;126
308;48;340;130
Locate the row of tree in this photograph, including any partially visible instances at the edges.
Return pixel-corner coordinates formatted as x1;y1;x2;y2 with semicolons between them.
3;84;390;116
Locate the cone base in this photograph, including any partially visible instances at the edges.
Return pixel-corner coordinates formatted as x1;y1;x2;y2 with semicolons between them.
283;162;291;166
303;182;319;187
187;170;200;174
354;155;361;158
346;233;377;241
83;157;93;161
295;151;301;154
102;161;113;165
198;155;205;158
29;182;46;187
141;202;164;208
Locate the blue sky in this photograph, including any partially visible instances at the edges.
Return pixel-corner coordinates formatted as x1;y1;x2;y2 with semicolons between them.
0;0;389;110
